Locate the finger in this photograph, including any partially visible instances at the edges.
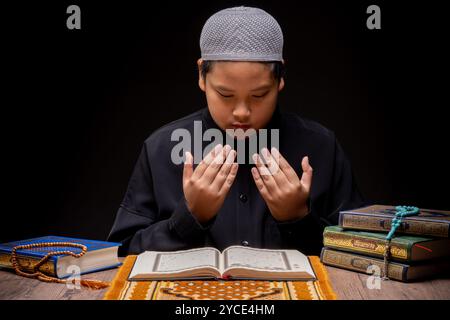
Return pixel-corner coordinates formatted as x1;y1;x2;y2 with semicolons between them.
300;156;313;193
183;151;194;187
271;147;299;184
252;152;270;176
219;163;239;195
212;148;237;191
252;153;278;193
203;145;231;184
192;144;222;180
251;166;271;200
261;148;290;189
260;148;280;176
204;143;223;165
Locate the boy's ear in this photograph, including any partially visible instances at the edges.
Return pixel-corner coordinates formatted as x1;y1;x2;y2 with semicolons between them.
278;59;285;92
197;58;206;92
278;77;285;92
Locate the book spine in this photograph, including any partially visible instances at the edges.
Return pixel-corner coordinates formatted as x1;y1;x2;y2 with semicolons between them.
320;248;408;281
340;213;449;238
323;230;411;261
0;253;56;276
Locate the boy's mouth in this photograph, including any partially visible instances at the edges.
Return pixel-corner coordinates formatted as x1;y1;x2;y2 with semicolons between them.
231;123;252;131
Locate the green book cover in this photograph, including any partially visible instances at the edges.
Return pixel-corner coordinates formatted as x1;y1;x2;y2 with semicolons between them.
323;226;450;262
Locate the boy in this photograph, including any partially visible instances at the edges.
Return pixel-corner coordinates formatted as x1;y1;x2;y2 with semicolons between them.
107;6;364;256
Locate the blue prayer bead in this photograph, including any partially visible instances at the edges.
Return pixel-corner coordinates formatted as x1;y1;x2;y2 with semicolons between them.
386;206;419;240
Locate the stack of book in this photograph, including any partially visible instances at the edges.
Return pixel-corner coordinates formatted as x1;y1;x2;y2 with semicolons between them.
320;205;450;282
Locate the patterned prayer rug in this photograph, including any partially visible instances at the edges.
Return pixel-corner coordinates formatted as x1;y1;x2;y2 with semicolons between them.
103;255;337;300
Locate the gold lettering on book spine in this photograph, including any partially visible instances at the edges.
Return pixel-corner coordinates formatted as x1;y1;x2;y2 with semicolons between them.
322;250;404;281
342;214;448;237
0;254;55;275
323;233;408;260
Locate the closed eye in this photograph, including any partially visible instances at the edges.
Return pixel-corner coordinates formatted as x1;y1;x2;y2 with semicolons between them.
253;92;269;98
217;91;233;98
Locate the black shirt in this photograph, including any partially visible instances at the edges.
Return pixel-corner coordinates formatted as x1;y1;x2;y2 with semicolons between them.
107;106;365;256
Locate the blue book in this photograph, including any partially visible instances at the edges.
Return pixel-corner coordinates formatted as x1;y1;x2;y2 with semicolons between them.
0;236;122;278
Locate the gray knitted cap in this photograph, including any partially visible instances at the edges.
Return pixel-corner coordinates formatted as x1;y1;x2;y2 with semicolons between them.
200;6;284;61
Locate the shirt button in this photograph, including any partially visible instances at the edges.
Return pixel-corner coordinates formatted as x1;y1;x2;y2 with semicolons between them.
241;240;249;246
239;194;248;203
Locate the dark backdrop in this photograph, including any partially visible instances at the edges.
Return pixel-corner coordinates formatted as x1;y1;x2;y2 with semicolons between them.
3;1;448;243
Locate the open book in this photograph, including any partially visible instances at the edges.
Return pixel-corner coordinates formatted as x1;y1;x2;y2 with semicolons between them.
129;246;316;281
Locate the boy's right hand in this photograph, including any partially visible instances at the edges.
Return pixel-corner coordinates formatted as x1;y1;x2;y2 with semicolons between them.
183;144;238;224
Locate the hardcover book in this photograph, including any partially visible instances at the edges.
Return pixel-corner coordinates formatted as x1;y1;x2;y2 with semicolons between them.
320;247;450;282
128;245;316;281
0;236;122;278
339;205;450;237
323;226;450;262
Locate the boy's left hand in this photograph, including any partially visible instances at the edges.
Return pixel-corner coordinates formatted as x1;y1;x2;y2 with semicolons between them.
251;147;313;222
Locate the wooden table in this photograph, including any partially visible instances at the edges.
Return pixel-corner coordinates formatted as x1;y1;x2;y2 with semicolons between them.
0;258;449;300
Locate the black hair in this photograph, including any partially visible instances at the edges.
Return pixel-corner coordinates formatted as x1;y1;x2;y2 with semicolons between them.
200;60;285;82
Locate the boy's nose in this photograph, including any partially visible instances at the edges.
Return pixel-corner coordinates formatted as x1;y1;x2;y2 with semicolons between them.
232;103;251;121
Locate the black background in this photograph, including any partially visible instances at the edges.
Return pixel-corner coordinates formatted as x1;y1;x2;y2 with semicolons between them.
3;1;448;243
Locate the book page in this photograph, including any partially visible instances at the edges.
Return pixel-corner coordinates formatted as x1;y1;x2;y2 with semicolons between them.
151;247;220;273
223;246;292;271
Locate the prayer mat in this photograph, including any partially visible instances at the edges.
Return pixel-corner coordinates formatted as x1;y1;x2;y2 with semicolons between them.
103;255;337;300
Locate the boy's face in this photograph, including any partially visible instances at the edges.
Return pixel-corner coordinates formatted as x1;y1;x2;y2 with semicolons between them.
198;59;284;138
